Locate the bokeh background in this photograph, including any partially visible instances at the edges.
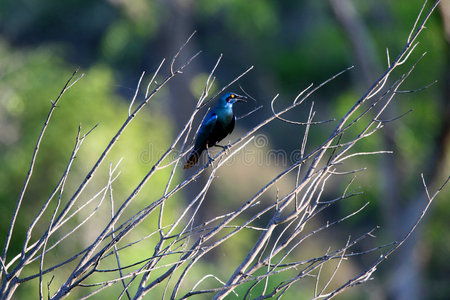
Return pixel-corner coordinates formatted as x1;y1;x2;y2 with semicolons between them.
0;0;449;299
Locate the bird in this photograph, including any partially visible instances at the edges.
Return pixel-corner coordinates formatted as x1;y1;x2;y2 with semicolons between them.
184;92;247;169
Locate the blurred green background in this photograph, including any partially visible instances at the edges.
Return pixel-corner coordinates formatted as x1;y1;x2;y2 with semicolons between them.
0;0;449;299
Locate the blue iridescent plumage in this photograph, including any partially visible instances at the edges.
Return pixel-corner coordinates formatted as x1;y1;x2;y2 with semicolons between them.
184;92;246;169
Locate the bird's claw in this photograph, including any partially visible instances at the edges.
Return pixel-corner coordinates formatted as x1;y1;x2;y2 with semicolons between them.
215;143;231;154
205;147;215;167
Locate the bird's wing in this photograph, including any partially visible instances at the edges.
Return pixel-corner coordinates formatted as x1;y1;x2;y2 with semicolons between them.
195;113;217;148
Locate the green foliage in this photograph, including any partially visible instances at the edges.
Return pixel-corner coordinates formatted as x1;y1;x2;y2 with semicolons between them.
0;0;449;298
196;0;279;37
0;40;179;297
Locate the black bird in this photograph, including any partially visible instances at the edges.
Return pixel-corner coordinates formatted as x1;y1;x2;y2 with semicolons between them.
184;92;247;169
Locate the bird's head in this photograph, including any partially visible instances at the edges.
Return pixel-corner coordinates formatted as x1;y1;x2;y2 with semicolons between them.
218;92;247;108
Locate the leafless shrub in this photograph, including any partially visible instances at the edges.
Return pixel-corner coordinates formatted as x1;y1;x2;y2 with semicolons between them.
1;1;448;299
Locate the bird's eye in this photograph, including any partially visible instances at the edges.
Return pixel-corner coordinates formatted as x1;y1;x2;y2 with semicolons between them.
231;94;235;98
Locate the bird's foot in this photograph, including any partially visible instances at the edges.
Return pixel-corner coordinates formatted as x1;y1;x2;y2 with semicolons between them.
214;143;231;153
207;156;215;168
206;147;213;160
205;147;215;167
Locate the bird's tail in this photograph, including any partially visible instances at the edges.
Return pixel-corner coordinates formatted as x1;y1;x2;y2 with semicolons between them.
184;148;204;169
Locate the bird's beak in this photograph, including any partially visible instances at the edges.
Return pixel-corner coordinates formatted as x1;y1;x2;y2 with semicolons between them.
233;94;247;103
